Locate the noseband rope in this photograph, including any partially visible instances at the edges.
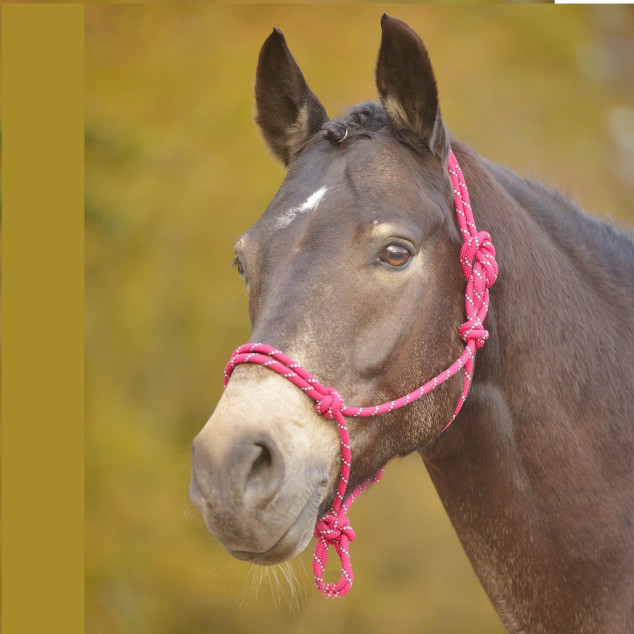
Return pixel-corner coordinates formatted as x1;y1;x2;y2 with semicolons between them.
223;150;498;598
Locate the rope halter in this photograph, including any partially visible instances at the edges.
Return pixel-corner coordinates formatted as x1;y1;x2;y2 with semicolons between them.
223;149;498;598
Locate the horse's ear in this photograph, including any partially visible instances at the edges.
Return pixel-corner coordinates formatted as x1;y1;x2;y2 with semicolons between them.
255;28;328;166
376;14;449;162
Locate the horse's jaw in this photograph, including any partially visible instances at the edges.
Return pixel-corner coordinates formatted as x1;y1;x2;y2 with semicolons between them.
190;365;340;565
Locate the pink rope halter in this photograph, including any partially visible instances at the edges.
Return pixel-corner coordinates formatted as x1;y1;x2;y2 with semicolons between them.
223;150;498;598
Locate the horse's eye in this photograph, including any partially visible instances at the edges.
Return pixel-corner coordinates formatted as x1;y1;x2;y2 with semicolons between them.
379;244;411;269
233;256;247;281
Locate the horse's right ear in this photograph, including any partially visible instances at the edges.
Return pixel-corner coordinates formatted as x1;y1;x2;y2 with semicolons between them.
255;28;328;166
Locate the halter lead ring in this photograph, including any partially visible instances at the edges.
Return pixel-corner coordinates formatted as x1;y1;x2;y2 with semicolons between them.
224;150;498;597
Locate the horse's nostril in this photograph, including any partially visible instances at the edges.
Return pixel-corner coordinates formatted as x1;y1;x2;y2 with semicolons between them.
248;443;273;482
243;437;285;506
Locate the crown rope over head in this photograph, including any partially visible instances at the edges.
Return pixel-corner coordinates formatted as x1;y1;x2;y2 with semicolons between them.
223;149;497;598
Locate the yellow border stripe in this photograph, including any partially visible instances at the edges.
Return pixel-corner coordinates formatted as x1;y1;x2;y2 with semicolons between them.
2;5;84;632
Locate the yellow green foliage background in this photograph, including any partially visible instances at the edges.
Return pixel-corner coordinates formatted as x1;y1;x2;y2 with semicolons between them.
86;5;634;633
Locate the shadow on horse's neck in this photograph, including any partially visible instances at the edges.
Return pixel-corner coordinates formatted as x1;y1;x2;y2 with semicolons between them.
418;142;634;632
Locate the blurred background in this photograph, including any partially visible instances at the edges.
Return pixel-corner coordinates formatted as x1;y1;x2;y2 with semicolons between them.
86;5;634;633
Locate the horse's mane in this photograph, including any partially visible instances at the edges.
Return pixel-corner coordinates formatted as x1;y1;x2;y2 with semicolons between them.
485;157;634;287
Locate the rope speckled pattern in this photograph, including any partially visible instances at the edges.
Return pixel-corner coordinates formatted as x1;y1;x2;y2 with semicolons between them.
223;150;498;597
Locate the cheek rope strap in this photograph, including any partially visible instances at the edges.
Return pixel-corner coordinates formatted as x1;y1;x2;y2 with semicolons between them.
223;150;498;598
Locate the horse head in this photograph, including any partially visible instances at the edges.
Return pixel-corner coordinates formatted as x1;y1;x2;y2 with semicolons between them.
190;15;468;567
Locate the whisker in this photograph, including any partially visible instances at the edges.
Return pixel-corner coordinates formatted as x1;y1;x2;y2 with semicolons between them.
237;560;308;614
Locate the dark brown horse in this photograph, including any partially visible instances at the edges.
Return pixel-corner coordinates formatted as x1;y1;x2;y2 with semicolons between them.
190;15;634;632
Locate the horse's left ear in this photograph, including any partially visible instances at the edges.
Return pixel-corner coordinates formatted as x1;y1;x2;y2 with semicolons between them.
255;28;329;166
376;15;449;162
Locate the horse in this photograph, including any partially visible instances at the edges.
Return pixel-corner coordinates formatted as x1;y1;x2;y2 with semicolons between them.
190;15;634;633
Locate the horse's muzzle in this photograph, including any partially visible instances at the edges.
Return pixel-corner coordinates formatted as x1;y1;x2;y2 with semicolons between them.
189;365;340;564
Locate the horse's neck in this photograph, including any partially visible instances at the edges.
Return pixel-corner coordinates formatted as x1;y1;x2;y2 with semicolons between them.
420;149;634;632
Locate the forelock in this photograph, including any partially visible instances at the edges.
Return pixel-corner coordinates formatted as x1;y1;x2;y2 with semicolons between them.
321;102;388;145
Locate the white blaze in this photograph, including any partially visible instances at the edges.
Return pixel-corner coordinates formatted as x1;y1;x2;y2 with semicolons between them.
274;187;329;229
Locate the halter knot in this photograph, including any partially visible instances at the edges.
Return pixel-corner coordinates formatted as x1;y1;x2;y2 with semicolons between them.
458;229;497;350
315;388;345;420
460;316;489;348
460;230;498;289
314;508;356;545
